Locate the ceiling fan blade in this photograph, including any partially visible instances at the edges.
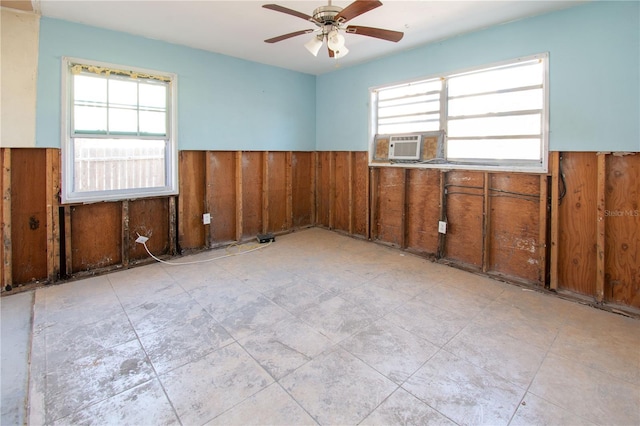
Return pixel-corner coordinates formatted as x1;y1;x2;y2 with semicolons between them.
335;0;383;23
346;25;404;42
265;29;314;44
262;4;316;23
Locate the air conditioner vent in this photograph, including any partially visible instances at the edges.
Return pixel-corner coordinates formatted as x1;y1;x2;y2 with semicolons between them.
389;134;421;160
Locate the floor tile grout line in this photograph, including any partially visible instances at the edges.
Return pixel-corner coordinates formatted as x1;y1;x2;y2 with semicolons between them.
106;275;185;426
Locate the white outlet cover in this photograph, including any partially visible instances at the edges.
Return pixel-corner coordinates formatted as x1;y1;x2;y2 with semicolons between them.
203;213;211;225
438;221;447;234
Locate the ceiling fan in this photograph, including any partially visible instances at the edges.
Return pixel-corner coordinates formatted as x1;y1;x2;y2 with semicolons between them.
263;1;404;59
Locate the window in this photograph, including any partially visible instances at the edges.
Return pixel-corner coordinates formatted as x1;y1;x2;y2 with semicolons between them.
370;54;548;172
61;57;178;203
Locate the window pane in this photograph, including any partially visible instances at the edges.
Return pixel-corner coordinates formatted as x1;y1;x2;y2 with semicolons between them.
379;100;440;118
74;138;166;192
378;79;441;100
74;75;106;104
140;111;166;135
108;107;138;133
379;93;439;108
448;61;543;96
447;138;541;160
379;121;440;134
74;106;107;132
139;83;167;108
448;89;543;117
109;79;137;106
448;114;541;137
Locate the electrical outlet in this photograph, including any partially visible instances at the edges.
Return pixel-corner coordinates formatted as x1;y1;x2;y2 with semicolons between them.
438;221;447;234
203;213;211;225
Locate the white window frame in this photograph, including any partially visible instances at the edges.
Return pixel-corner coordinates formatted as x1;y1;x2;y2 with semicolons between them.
61;57;178;204
369;53;549;173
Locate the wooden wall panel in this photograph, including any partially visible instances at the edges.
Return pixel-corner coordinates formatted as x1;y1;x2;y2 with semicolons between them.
444;171;483;268
333;152;351;233
11;149;47;283
178;151;206;251
292;152;313;228
376;167;405;247
2;149;11;288
353;152;369;238
605;154;640;308
128;198;169;262
242;152;263;238
488;174;541;283
206;152;236;244
267;152;288;233
406;169;440;255
70;203;121;272
558;152;598;297
316;152;331;227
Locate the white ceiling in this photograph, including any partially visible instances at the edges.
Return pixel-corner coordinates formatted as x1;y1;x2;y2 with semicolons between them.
34;0;585;75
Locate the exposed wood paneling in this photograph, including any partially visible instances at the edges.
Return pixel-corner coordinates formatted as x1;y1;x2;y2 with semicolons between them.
333;152;351;233
444;171;484;268
605;153;640;308
206;151;236;244
1;149;11;288
549;151;560;290
596;154;606;302
292;152;313;228
70;203;122;272
128;198;169;262
353;152;369;238
376;167;405;247
242;151;263;238
45;149;61;282
558;152;598;297
178;151;206;251
488;173;541;284
267;151;288;233
11;149;47;283
406;169;440;255
316;152;331;227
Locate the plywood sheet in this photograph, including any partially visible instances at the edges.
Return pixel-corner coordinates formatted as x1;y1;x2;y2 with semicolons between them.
557;152;597;297
267;152;288;233
333;152;351;233
70;202;122;272
488;173;541;283
444;171;483;267
292;152;313;227
206;152;236;243
178;151;206;250
353;152;369;238
406;169;440;255
376;167;405;246
128;198;169;262
11;149;47;283
605;154;640;308
242;152;263;238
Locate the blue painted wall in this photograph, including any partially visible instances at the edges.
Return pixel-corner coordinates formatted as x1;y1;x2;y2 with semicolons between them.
35;18;316;151
316;1;640;152
36;1;639;153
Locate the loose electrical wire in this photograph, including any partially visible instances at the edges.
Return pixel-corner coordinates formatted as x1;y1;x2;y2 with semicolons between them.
139;238;272;266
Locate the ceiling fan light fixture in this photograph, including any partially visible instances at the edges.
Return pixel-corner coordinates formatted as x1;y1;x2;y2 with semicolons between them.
327;29;345;51
333;46;349;59
304;35;323;56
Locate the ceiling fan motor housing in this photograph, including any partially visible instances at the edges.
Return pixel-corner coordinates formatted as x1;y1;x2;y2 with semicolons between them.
312;5;343;25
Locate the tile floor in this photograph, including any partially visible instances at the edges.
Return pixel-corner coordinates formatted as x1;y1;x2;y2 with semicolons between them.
19;228;640;425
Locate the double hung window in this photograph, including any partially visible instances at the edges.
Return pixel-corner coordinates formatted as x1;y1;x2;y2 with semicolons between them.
62;58;178;203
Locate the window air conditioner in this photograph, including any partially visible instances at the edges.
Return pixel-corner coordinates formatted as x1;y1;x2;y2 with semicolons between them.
388;134;421;160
